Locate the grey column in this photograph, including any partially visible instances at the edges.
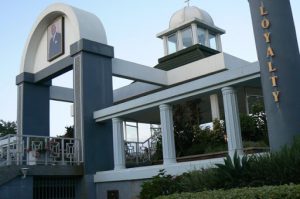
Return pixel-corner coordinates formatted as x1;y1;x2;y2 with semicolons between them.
221;87;243;157
159;104;176;165
248;0;300;151
71;39;114;199
112;118;126;170
71;39;114;173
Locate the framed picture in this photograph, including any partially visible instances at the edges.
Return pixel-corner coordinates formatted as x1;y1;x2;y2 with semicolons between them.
47;17;64;61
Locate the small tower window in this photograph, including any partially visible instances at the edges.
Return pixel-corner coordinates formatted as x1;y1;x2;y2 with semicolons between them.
209;33;217;50
181;27;193;49
167;34;177;54
197;27;206;45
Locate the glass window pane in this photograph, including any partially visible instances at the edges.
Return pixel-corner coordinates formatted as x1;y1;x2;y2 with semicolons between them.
197;27;206;45
167;34;177;54
126;126;138;142
209;33;217;50
182;27;193;49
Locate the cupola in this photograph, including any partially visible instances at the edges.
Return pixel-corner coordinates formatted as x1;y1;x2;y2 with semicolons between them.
157;6;225;56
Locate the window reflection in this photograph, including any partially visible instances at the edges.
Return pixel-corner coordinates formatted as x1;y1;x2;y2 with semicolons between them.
182;27;193;49
197;27;206;46
167;34;177;54
209;33;217;50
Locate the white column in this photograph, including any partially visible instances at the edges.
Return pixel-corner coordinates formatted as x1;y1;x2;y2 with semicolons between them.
159;104;176;165
191;23;198;45
205;30;210;47
216;34;223;52
221;87;243;157
210;94;220;120
112;118;126;170
177;31;183;51
163;36;168;56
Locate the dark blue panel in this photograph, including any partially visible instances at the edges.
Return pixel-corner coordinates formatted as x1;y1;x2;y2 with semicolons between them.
20;82;50;136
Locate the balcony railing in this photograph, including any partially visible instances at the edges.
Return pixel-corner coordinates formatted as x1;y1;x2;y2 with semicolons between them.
0;134;81;166
125;133;160;165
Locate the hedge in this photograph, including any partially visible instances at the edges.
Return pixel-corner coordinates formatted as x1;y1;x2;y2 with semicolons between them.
156;184;300;199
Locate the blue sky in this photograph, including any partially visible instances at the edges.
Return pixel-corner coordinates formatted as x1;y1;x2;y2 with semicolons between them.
0;0;299;137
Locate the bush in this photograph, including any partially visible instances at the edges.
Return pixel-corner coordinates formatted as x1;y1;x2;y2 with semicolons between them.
156;184;300;199
140;169;181;199
141;137;300;198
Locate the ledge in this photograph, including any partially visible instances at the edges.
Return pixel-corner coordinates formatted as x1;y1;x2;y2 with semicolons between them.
94;157;224;183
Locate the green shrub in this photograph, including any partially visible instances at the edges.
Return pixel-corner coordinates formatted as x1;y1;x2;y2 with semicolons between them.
140;169;181;199
141;137;300;198
178;169;219;192
156;184;300;199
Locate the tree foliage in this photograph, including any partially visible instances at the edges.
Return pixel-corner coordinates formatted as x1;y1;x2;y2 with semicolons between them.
0;119;17;137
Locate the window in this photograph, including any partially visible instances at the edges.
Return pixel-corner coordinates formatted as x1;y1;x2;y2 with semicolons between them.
167;34;177;54
247;95;264;114
197;27;206;45
209;33;217;50
181;27;193;49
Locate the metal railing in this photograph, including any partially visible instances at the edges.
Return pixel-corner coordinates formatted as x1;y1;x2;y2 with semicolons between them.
0;134;81;166
125;133;160;165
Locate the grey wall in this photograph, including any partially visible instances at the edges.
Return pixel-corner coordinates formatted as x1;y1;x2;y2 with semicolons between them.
96;180;144;199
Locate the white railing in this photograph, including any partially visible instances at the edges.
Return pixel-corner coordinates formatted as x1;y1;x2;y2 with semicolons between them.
0;134;81;166
125;133;160;165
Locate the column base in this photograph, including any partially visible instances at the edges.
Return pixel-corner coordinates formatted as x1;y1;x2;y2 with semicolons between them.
228;149;244;158
163;158;177;165
114;165;126;170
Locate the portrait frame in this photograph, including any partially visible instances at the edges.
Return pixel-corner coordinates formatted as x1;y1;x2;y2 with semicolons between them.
47;16;64;61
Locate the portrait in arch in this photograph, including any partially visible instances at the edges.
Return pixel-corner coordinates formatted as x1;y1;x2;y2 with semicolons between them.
47;17;64;61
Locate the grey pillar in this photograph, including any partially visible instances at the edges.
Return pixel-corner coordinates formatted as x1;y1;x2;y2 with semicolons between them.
71;39;114;199
17;80;50;136
248;0;300;151
71;39;114;174
222;87;243;157
112;118;126;170
159;104;176;165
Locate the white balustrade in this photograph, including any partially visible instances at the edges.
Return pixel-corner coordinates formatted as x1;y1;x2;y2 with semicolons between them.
0;134;81;166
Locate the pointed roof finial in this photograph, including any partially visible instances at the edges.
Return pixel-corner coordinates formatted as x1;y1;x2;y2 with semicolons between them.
185;0;190;7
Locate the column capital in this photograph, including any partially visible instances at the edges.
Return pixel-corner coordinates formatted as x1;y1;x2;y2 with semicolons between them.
70;38;114;58
159;104;172;111
112;117;123;123
221;86;235;94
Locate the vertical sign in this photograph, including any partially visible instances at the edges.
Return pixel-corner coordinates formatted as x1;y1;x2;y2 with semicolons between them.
248;0;300;151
